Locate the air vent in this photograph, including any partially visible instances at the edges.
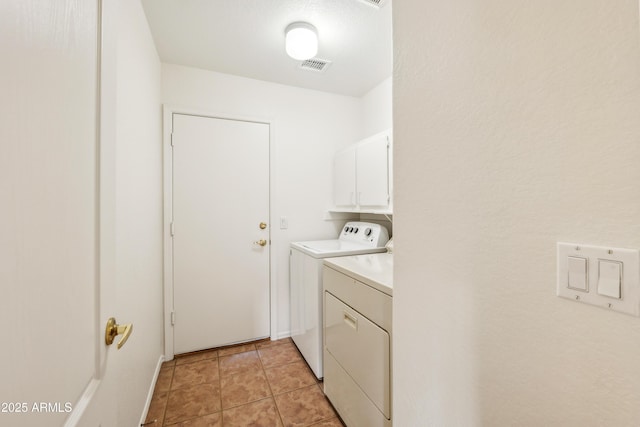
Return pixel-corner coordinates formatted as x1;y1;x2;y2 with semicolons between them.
300;58;331;73
358;0;387;8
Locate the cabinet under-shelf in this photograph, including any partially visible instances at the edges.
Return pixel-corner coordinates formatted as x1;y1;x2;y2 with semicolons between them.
324;211;393;228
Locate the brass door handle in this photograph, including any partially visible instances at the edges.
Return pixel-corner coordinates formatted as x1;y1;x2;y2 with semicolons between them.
259;222;267;229
105;317;133;350
254;239;267;247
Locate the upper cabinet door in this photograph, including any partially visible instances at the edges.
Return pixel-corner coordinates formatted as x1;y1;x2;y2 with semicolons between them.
331;130;392;213
356;134;390;207
333;145;357;207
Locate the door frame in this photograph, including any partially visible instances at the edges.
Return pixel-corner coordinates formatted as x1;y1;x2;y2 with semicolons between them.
162;105;277;359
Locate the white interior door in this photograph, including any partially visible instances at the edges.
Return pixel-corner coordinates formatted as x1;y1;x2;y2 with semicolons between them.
172;114;270;354
0;0;120;426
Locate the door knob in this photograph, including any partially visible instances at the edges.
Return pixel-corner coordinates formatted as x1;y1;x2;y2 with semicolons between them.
254;239;267;247
259;222;267;229
105;317;133;350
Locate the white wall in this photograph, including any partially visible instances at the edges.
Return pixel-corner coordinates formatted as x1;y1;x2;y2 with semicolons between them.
394;0;640;425
361;76;393;137
114;1;164;424
162;64;362;336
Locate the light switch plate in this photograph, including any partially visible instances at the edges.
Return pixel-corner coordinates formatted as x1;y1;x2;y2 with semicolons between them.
280;216;289;229
557;242;640;316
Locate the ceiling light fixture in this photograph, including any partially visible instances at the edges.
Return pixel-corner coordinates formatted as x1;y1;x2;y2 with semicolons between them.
285;22;318;61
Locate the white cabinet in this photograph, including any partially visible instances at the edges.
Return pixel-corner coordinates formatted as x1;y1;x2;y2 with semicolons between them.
332;130;392;213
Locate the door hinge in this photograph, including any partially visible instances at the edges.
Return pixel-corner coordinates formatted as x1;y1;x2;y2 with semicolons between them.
170;222;175;236
171;311;176;325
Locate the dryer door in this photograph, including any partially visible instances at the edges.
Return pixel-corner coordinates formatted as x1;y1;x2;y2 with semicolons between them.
324;291;390;417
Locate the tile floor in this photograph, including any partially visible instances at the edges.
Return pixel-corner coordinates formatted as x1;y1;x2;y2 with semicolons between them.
144;338;345;427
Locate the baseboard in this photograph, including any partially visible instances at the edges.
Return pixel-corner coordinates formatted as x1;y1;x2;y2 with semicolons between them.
276;330;291;340
138;354;165;427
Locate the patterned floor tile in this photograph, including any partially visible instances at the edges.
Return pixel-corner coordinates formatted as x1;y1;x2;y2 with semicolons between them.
175;349;219;366
221;369;271;409
155;365;174;392
144;390;168;426
219;350;262;377
222;398;283;427
308;417;345;427
172;359;219;390
218;343;257;357
255;337;293;350
164;383;221;425
275;384;336;427
165;412;222;427
265;361;316;395
258;342;303;368
150;339;341;427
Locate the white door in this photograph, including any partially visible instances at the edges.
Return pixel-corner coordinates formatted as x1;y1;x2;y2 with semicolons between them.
0;0;121;426
172;114;270;354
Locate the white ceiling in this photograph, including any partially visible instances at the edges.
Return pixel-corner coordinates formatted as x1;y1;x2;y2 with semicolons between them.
141;0;392;97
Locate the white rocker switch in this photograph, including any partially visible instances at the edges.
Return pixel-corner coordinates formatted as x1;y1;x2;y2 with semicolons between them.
567;256;588;291
598;260;622;299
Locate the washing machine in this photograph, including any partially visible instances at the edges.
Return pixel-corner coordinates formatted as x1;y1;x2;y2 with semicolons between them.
289;221;389;379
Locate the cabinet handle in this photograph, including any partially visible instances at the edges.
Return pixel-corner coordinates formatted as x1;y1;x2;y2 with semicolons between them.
343;312;357;330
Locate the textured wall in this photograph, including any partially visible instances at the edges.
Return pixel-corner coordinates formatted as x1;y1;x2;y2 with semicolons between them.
362;76;393;137
393;0;640;425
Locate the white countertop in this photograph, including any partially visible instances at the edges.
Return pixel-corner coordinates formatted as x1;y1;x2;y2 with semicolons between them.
323;253;393;296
